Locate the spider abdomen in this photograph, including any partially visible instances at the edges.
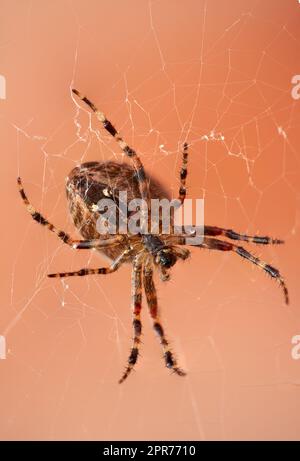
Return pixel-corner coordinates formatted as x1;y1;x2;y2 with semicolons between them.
66;161;169;261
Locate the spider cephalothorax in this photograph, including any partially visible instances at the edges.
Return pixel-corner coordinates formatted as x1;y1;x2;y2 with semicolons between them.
18;88;289;383
154;247;178;268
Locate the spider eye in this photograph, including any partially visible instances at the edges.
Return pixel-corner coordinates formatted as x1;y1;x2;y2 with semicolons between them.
157;249;177;268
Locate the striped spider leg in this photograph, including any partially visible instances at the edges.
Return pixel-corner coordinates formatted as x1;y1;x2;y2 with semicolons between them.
120;253;187;384
119;253;144;384
165;234;289;304
72;88;150;234
174;144;284;245
17;177;124;252
143;257;186;378
47;248;131;279
177;141;189;205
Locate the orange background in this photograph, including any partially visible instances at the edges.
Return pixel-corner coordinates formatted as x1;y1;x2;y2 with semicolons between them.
1;0;300;441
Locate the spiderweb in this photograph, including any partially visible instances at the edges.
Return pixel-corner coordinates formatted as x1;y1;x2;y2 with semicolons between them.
1;0;300;441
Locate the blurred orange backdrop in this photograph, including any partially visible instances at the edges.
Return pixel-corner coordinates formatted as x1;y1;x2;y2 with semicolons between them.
0;0;300;440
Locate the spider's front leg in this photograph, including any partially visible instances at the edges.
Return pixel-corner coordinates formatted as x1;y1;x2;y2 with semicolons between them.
201;237;289;304
168;235;289;304
169;226;284;246
143;259;186;377
203;225;284;245
119;254;144;384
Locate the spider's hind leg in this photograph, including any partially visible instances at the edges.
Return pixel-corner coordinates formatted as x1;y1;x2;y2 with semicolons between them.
72;89;149;209
47;248;129;279
18;177;122;250
178;142;189;205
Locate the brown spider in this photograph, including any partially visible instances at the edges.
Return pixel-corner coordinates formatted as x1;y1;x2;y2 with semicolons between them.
17;89;289;383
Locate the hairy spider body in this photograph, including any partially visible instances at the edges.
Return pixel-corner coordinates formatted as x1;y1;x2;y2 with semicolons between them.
66;160;170;262
17;89;289;383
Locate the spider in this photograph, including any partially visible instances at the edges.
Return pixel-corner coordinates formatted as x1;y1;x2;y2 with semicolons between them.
17;88;289;383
